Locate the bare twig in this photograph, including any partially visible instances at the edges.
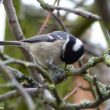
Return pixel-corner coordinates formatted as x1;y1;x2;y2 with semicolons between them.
0;88;38;102
52;13;68;32
50;6;101;20
57;74;110;109
38;12;52;34
38;0;57;34
63;87;79;101
37;0;101;20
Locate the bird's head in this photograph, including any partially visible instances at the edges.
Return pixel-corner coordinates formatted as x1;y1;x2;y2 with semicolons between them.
61;34;84;64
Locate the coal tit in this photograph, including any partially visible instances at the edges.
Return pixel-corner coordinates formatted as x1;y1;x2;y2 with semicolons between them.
0;31;84;67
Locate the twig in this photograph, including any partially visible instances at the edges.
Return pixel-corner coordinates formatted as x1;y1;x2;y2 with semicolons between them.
3;0;24;40
52;89;62;105
54;49;110;84
62;0;86;19
0;64;35;110
66;56;104;76
37;0;101;20
38;12;52;34
58;74;110;109
93;76;103;99
0;51;53;83
3;0;43;83
1;50;109;86
8;67;37;88
52;6;101;20
0;50;107;85
52;13;68;32
4;59;53;83
63;87;79;101
37;0;57;34
1;43;110;109
74;0;86;8
43;74;110;110
0;88;38;102
1;58;62;105
53;56;104;84
0;53;61;106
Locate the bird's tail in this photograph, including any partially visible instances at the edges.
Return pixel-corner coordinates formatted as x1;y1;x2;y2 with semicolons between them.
0;41;31;51
0;41;21;46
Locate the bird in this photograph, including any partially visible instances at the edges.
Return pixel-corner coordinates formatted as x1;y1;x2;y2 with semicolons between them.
0;31;84;69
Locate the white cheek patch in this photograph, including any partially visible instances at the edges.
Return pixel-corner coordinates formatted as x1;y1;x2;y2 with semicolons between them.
73;39;83;51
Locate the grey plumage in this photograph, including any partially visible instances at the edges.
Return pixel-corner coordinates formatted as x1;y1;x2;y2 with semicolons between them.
22;31;70;43
0;31;84;68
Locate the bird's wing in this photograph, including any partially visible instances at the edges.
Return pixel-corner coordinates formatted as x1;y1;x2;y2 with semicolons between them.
21;31;70;43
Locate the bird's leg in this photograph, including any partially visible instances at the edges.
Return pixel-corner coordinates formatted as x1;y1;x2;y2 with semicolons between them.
47;59;64;74
52;64;67;84
47;60;68;83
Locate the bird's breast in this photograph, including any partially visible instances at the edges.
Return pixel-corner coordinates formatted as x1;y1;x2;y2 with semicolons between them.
29;40;65;67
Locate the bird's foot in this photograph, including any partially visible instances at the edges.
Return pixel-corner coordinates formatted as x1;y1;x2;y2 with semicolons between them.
48;62;64;74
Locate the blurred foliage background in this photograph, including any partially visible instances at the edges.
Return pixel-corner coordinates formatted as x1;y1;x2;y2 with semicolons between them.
1;0;110;110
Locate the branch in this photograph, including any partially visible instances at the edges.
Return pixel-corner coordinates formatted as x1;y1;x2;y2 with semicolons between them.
38;0;58;34
1;49;109;85
66;56;103;76
53;74;110;110
53;56;103;84
0;56;53;83
1;74;109;110
52;13;68;32
0;64;35;110
63;87;79;101
54;49;110;84
0;52;62;106
0;88;38;102
70;3;98;37
3;0;24;40
3;0;43;83
1;42;110;109
37;0;101;20
92;76;103;99
0;50;53;84
8;67;37;88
